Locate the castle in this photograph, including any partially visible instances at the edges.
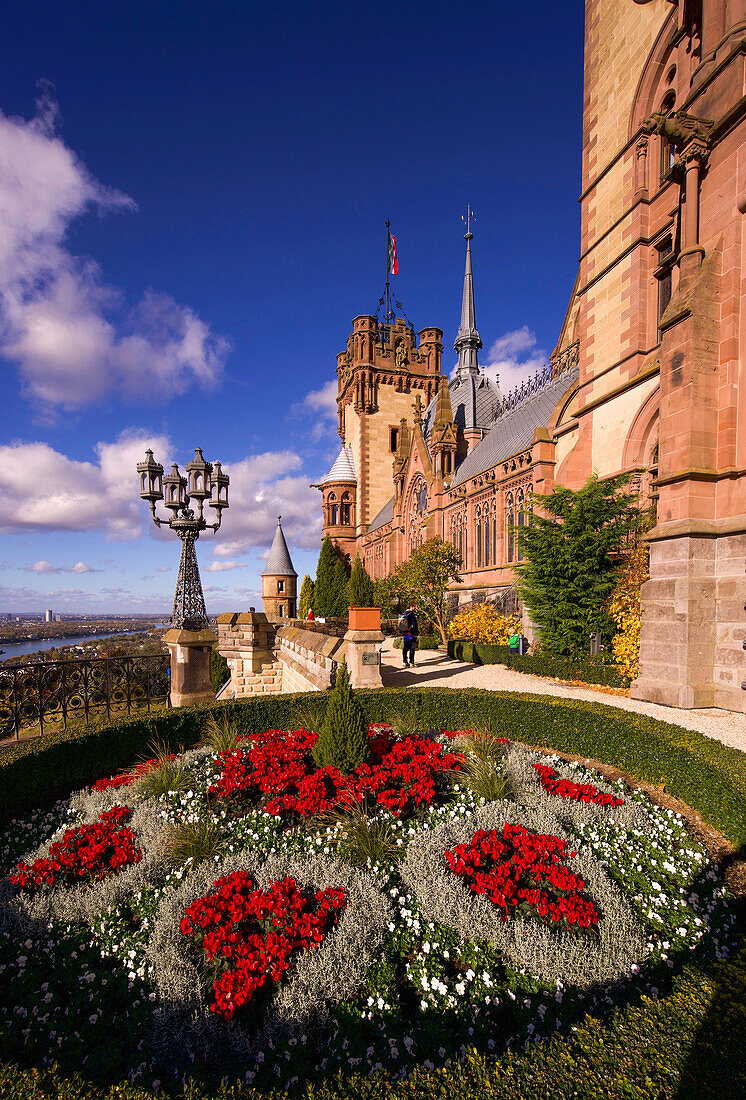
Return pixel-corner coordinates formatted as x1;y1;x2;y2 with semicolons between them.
313;0;746;714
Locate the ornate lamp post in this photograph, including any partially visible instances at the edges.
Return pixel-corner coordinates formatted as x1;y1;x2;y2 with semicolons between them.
137;447;229;707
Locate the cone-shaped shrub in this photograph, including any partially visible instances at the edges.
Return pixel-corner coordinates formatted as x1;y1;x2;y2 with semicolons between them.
346;555;375;608
312;660;369;774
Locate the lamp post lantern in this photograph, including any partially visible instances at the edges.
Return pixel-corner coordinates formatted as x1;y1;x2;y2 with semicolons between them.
137;447;229;707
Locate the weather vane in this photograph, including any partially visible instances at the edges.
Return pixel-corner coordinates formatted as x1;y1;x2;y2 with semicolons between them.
461;204;475;236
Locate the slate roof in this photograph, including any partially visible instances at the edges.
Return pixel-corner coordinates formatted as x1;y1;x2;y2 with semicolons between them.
261;518;297;577
317;445;356;485
368;496;395;533
450;365;579;487
422;372;501;439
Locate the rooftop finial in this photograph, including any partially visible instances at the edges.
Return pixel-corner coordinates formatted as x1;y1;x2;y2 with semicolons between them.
454;208;482;379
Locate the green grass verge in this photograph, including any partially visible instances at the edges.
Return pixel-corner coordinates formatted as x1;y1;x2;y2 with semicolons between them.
1;687;745;1099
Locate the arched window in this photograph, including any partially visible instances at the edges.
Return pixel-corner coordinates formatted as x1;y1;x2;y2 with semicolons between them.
517;489;525;562
475;505;482;568
328;492;338;526
341;492;351;525
506;492;515;563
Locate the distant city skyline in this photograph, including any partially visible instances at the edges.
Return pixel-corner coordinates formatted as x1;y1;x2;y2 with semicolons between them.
0;2;584;614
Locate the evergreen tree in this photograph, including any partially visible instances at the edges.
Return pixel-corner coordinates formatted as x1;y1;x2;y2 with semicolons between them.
346;555;374;608
298;574;315;619
516;473;640;657
331;556;349;617
312;660;369;773
314;536;338;617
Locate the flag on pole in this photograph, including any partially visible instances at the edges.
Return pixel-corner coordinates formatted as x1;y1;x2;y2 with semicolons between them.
387;232;398;275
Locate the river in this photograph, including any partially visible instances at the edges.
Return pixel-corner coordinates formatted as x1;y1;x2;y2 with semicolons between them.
0;631;143;663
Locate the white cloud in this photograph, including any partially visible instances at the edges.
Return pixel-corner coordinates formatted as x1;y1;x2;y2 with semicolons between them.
291;379;338;441
154;565;171;573
0;429;172;539
207;560;246;572
0;91;229;413
479;326;548;396
25;560;99;574
213;450;322;558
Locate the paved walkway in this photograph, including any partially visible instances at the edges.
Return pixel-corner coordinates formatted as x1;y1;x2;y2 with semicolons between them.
379;638;746;754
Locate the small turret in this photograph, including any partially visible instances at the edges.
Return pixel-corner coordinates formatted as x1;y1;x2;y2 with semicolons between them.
261;516;298;621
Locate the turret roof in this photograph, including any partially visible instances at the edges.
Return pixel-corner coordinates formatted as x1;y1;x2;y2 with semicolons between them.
317;445;356;485
261;516;297;577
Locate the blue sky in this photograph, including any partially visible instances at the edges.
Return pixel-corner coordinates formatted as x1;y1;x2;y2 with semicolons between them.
0;1;584;615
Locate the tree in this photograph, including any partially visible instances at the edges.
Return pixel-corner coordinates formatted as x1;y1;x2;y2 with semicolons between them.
346;555;375;608
382;537;462;645
516;474;641;657
209;648;230;694
298;574;315;619
312;660;369;773
607;544;649;684
314;536;348;618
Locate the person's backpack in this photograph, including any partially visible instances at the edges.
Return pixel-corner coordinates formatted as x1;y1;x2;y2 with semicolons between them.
397;613;410;635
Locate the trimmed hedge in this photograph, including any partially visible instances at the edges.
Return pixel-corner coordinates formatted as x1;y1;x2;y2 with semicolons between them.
2;688;746;850
392;633;442;650
447;640;626;687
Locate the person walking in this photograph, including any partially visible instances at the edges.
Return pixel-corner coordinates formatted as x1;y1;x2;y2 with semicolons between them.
400;605;419;667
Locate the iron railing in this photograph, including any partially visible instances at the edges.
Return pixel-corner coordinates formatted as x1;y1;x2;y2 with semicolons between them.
0;653;170;743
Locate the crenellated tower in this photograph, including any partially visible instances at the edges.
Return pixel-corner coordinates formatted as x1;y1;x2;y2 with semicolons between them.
333;314;443;536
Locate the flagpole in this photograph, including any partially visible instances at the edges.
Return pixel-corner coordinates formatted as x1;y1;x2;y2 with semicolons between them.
385;218;391;323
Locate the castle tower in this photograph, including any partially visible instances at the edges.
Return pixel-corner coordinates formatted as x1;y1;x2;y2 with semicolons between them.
332;313;444;539
261;516;297;621
311;444;358;562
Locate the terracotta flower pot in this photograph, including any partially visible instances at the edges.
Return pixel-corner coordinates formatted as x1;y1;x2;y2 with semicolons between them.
348;606;381;631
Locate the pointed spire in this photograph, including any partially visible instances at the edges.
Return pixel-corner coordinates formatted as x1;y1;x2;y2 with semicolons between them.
454;223;482;379
432;375;455;433
262;516;297;577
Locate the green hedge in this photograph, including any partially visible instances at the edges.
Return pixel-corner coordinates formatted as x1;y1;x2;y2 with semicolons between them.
446;640;626;687
392;633;442;650
2;688;746;851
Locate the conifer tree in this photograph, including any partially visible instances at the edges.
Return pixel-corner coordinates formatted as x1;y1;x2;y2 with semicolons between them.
331;556;349;616
312;660;369;773
516;473;640;657
346;555;375;608
314;536;338;617
298;574;315;619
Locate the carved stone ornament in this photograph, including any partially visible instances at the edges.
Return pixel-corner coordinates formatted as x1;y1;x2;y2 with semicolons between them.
412;393;424;420
641;108;714;153
395;342;407;370
636;136;649;159
338;354;352;390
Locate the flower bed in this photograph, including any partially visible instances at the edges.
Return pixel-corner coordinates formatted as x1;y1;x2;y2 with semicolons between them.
0;720;738;1096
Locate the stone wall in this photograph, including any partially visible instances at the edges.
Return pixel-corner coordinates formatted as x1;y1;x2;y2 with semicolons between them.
275;624;347;692
216;611;282;697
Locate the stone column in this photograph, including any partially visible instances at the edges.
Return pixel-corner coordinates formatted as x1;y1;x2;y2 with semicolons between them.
163;627;217;708
679;143;707;288
344;626;384;688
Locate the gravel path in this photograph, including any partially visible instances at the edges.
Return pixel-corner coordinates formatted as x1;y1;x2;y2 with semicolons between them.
380;638;746;754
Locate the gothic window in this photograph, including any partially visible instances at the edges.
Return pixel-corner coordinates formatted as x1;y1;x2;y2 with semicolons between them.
517;489;526;562
484;513;490;566
506;492;515;563
655;237;674;338
341;492;351;525
476;513;482;568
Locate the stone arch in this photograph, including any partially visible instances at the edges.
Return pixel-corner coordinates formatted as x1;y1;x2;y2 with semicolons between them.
622;386;660;470
628;8;679;139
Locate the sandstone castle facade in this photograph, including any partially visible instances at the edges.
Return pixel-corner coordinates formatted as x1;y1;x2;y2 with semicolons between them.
313;0;746;714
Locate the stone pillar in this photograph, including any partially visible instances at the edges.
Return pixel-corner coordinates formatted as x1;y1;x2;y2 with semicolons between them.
216;611;279;696
163;627;217;708
344;626;384;689
679;146;706;288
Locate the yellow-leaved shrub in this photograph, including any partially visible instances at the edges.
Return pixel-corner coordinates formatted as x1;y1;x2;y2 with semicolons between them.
607;545;649;684
447;603;520;644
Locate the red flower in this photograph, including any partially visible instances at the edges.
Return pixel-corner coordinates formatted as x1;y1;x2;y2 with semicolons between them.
181;873;347;1021
9;806;142;891
446;823;600;930
533;763;623;807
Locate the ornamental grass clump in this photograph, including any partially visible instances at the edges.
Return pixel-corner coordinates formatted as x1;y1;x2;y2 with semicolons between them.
162;815;230;867
135;740;191;800
451;730;518;803
322;798;401;866
312;661;369;774
201;712;242;754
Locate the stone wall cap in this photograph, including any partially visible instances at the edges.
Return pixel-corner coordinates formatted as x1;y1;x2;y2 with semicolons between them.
216;611;270;625
163;627;218;644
